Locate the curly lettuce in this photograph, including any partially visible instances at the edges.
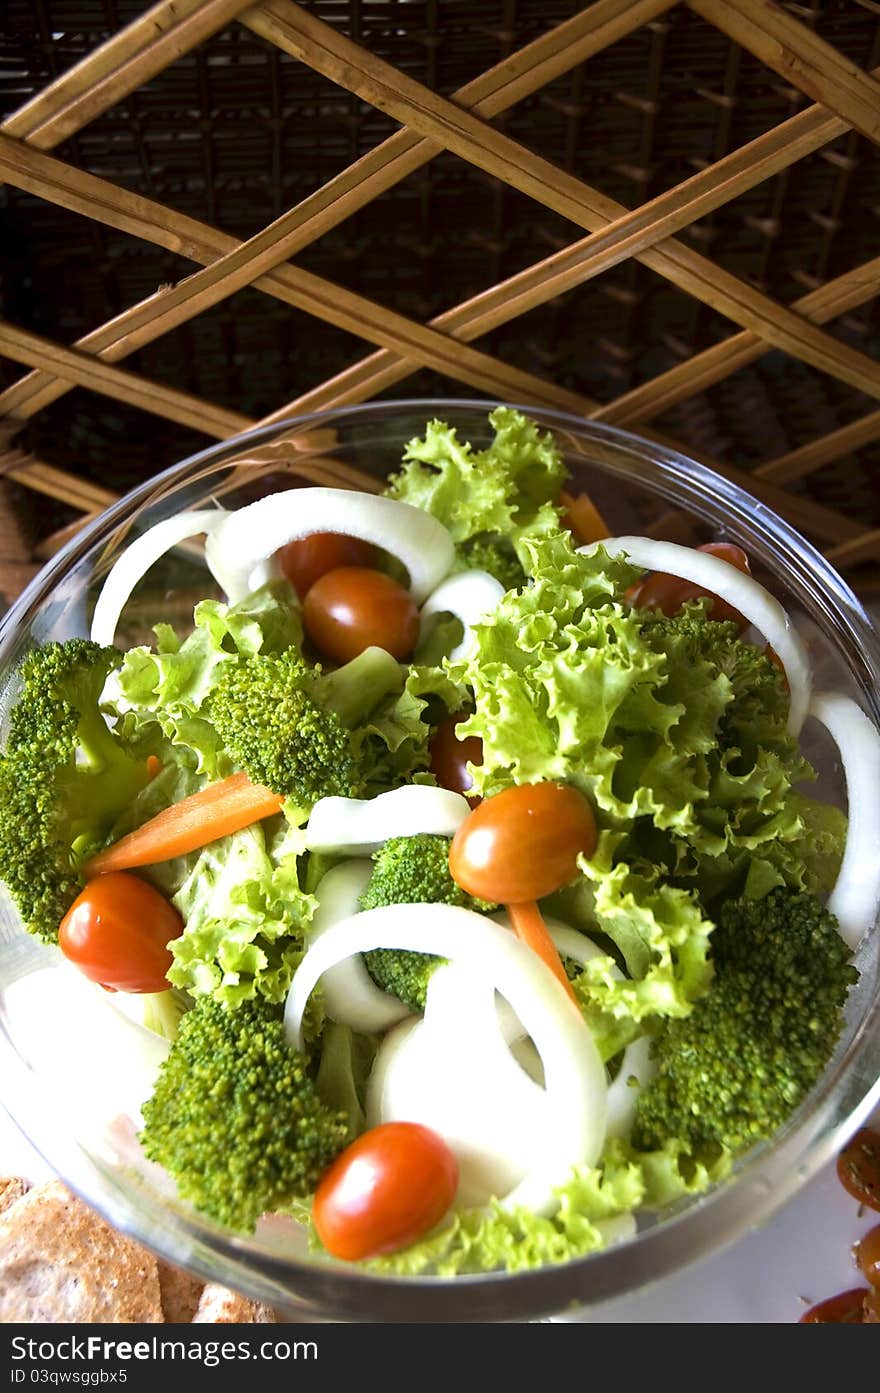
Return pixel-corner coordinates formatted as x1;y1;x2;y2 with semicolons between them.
111;579;303;779
362;1137;730;1276
451;531;843;1024
386;406;568;574
167;816;316;1012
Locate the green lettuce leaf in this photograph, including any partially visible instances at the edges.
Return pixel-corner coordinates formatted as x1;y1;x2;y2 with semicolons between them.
167;815;316;1011
110;580;302;779
385;406;568;567
452;531;840;1031
360;1136;728;1276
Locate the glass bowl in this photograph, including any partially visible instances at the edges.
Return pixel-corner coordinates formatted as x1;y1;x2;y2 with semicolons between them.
0;400;878;1323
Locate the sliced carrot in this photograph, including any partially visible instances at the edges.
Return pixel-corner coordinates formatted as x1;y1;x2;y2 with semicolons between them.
83;771;284;876
559;489;610;546
145;754;163;779
505;900;579;1007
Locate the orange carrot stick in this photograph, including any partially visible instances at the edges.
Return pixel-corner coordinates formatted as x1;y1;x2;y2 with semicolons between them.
83;771;284;876
505;900;579;1007
559;489;610;545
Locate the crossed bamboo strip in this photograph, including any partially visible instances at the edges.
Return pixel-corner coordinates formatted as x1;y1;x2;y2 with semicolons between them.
688;0;880;146
2;0;878;426
0;0;876;573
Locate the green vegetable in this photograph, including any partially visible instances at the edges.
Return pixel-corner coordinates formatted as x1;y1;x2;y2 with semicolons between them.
360;833;495;1011
364;1135;729;1276
314;1021;378;1139
140;989;190;1042
167;818;317;1012
633;889;858;1155
386;406;567;571
458;535;525;592
140;996;349;1233
0;640;151;942
454;530;843;1025
206;645;404;814
114;580;304;781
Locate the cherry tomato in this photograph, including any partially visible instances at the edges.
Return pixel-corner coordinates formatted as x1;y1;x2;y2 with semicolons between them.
627;541;752;631
59;871;181;993
429;713;483;806
278;532;377;599
799;1287;868;1323
312;1122;458;1261
856;1224;880;1288
837;1128;880;1213
303;566;420;664
449;781;597;903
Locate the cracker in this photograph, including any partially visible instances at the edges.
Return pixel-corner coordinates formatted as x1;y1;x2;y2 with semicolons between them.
192;1283;277;1324
156;1260;204;1323
0;1180;164;1324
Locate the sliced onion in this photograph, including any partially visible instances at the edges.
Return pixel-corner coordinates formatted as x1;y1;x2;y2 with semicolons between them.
605;1035;655;1142
809;690;880;950
90;509;228;647
304;785;471;855
580;536;812;735
367;962;551;1208
300;860;410;1035
204;487;455;604
285;902;607;1215
420;570;505;662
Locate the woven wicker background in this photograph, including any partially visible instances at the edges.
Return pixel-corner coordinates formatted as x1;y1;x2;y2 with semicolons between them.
0;0;878;598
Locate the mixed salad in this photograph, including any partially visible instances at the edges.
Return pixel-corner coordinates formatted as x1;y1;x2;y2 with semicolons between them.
2;406;879;1277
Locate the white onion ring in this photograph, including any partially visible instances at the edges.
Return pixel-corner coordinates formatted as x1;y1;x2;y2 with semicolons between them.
304;785;471;855
420;570;505;662
368;962;552;1208
304;861;410;1034
205;487;455;604
285;903;607;1216
91;509;227;647
808;690;880;950
580;536;812;735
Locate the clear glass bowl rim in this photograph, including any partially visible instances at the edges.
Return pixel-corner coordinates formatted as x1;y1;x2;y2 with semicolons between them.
0;398;878;1323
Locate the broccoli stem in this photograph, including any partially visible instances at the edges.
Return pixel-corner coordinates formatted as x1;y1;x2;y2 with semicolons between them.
317;646;403;728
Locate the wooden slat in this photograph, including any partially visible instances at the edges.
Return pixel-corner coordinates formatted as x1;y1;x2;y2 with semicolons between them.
688;0;880;146
0;140;591;423
0;0;675;423
755;410;880;485
0;322;250;438
250;1;880;400
1;0;257;149
0;445;118;513
597;258;880;425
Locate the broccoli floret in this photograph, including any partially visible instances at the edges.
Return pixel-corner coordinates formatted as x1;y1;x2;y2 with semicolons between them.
206;645;403;808
361;834;494;1012
633;889;858;1155
459;536;525;592
0;640;151;942
140;996;349;1232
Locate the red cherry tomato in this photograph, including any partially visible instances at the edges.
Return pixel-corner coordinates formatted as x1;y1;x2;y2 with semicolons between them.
59;872;181;993
856;1224;880;1288
837;1128;880;1213
799;1287;868;1323
449;781;597;903
278;532;377;599
312;1122;458;1261
429;714;483;806
627;541;752;631
303;566;420;664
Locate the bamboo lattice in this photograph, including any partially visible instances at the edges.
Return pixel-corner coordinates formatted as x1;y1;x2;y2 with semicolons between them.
0;0;878;585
